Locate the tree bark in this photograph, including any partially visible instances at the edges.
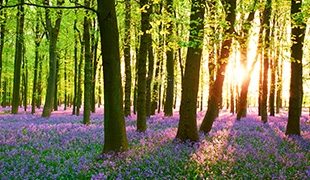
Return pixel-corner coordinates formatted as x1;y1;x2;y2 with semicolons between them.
286;0;306;136
261;0;272;123
199;0;236;134
146;36;154;117
11;0;25;114
124;0;132;117
176;0;205;141
97;0;128;152
42;0;64;117
83;0;91;125
164;0;174;117
137;0;151;132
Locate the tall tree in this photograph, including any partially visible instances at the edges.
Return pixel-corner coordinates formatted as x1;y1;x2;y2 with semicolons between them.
97;0;128;152
124;0;132;117
146;36;154;117
200;0;236;134
0;0;7;101
137;0;152;132
11;0;25;114
286;0;306;136
176;0;205;141
236;0;257;120
42;0;64;117
164;0;174;116
83;0;91;125
31;7;43;114
261;0;272;123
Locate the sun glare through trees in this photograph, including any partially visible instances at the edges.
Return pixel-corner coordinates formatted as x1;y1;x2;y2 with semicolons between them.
0;0;309;179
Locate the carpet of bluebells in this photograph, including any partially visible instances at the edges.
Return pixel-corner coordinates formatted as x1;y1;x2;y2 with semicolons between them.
0;107;309;179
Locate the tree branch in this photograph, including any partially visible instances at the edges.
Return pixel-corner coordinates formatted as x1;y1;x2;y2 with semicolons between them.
0;2;98;14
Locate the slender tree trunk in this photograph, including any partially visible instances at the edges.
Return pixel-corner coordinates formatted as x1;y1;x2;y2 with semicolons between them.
22;45;28;112
73;19;79;115
146;35;154;117
269;55;276;116
42;0;64;117
97;0;128;152
124;0;132;117
77;41;84;116
64;58;67;110
286;0;306;136
200;0;236;134
83;0;91;125
2;78;7;107
133;48;138;114
97;65;102;107
151;17;164;115
276;54;283;113
261;0;271;123
236;0;257;119
230;83;234;114
54;57;59;111
137;0;151;132
91;19;98;113
157;59;163;114
164;0;174;117
11;0;25;114
0;0;7;102
258;52;263;116
36;58;43;108
176;0;205;141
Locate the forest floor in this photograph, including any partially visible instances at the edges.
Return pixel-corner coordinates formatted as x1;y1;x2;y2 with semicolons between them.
0;107;309;179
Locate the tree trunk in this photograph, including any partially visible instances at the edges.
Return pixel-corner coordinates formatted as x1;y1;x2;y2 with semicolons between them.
286;0;306;136
124;0;132;117
22;45;28;112
11;0;25;114
0;0;7;103
73;18;78;115
176;0;205;141
146;35;154;117
91;19;98;113
83;0;91;125
199;0;236;134
36;58;42;108
236;0;257;119
53;57;59;111
164;0;174;117
64;57;67;110
261;0;271;123
97;0;128;152
1;78;7;107
151;17;164;115
137;0;151;132
42;0;64;117
276;54;283;113
258;52;263;116
269;55;276;116
77;41;84;116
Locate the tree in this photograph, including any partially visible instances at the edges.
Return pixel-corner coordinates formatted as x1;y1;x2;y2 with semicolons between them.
83;0;91;125
123;0;132;117
31;7;43;114
261;0;272;123
164;0;174;116
42;0;64;117
137;0;152;132
286;0;306;136
236;0;257;120
200;0;236;134
97;0;128;152
176;0;205;141
0;0;7;102
11;0;25;114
